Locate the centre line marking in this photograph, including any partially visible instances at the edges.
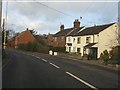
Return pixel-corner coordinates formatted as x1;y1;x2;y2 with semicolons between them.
35;56;40;59
66;72;97;90
41;58;47;62
32;55;35;56
49;63;60;69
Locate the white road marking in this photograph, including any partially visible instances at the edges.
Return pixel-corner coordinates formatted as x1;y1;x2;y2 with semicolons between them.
66;72;97;90
26;54;30;56
32;55;35;56
49;63;60;69
41;58;47;62
35;56;41;59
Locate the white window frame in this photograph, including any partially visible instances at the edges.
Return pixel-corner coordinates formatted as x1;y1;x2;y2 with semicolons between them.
86;37;91;43
77;37;81;44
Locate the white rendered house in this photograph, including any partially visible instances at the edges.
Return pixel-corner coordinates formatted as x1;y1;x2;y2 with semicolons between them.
66;22;120;59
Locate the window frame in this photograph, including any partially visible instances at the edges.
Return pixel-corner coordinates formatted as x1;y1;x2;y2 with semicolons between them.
77;37;81;44
86;37;91;43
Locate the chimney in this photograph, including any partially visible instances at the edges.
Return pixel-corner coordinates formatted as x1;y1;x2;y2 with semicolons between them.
26;28;29;31
74;19;80;28
60;24;64;31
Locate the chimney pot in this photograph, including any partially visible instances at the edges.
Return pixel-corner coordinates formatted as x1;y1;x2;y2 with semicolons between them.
74;19;80;28
26;28;29;31
60;24;64;31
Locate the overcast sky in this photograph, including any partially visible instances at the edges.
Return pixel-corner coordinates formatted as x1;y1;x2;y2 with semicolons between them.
2;0;119;34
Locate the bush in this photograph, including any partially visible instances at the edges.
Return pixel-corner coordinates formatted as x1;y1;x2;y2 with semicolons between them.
18;41;49;54
38;44;49;54
49;46;66;53
102;50;110;65
18;42;36;52
109;46;120;65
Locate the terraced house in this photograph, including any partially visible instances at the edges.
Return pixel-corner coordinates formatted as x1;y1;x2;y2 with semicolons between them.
66;22;120;60
48;19;83;48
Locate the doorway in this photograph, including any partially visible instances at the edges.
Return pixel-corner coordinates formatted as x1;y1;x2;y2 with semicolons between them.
89;48;98;60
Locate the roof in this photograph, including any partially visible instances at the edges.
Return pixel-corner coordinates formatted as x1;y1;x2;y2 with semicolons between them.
8;30;35;42
54;27;74;37
76;23;115;36
84;43;97;48
67;27;84;36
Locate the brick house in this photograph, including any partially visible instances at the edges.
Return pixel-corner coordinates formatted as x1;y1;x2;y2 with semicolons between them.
48;19;82;48
7;28;36;48
47;33;54;46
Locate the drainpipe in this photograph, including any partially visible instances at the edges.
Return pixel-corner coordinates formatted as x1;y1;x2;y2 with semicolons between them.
93;34;94;43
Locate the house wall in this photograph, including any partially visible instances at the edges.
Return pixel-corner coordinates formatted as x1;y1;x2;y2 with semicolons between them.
66;36;72;52
66;36;78;53
52;36;66;47
16;31;35;45
8;31;35;48
47;34;54;46
66;35;99;54
98;23;119;58
76;35;99;56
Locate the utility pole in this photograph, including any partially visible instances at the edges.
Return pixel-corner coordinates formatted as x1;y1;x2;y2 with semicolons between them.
5;0;8;25
0;0;2;29
2;18;6;50
0;0;2;52
2;0;8;50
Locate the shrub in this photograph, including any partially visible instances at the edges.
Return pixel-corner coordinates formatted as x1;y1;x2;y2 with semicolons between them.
109;46;120;65
102;50;110;65
48;46;66;53
18;42;49;54
38;44;49;54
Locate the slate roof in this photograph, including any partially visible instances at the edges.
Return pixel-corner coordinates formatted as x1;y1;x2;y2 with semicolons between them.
76;23;115;36
54;27;74;37
84;43;97;48
67;27;84;36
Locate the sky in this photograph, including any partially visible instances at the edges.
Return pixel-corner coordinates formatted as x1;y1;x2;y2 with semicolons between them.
2;0;119;35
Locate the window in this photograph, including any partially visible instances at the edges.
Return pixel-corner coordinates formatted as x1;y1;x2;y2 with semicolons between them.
77;37;81;44
61;36;64;41
77;48;81;53
68;37;71;42
86;37;91;43
54;37;57;41
73;47;76;52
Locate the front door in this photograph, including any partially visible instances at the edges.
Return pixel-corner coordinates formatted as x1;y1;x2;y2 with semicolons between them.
89;48;98;60
69;47;71;53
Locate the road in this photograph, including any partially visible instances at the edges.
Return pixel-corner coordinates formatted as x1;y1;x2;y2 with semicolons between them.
2;49;118;89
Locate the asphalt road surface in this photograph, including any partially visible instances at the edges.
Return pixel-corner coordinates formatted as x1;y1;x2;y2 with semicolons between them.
2;49;118;89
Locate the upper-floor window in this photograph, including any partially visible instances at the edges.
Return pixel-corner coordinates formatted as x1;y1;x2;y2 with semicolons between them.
77;37;81;44
86;37;91;43
54;37;57;41
68;37;71;42
61;36;64;41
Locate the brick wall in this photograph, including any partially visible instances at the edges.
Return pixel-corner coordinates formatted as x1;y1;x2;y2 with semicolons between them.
7;31;35;48
16;31;35;45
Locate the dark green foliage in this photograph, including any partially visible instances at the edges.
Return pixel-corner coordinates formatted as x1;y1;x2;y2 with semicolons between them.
49;46;66;53
35;36;46;45
102;50;110;65
18;41;49;54
38;44;49;54
109;46;120;65
29;30;37;36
